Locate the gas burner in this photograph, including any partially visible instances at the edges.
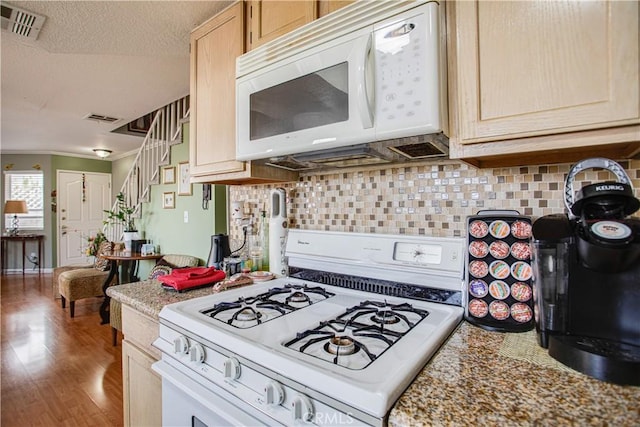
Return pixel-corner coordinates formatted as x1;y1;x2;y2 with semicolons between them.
371;309;401;325
201;300;268;327
234;307;261;323
287;291;311;304
325;336;358;355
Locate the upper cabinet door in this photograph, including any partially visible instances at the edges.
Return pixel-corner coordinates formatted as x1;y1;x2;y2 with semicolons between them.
246;0;317;51
317;0;354;18
190;2;246;178
452;0;639;144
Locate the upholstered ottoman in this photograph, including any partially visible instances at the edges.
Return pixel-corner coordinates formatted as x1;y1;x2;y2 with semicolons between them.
58;268;115;318
52;264;93;299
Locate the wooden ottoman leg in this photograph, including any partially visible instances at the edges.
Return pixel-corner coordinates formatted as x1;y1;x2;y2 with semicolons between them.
61;296;66;309
70;301;75;318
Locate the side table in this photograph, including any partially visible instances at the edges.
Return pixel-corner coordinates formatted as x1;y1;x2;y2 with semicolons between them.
98;251;163;324
1;234;44;274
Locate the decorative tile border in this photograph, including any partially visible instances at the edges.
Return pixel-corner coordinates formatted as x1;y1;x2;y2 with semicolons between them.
229;159;640;241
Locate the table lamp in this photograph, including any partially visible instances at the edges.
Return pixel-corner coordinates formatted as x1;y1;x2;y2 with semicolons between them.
4;200;28;235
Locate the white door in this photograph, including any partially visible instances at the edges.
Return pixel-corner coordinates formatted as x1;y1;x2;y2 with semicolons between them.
57;171;111;266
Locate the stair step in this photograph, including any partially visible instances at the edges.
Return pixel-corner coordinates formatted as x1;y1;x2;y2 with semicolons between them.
105;95;189;242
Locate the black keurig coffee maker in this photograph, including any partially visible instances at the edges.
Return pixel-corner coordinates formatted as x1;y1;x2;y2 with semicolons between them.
531;158;640;385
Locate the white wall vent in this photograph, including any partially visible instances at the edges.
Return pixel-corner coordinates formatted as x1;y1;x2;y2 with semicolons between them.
1;3;47;40
83;113;121;124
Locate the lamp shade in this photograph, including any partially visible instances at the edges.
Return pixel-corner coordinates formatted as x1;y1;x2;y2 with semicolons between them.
4;200;28;214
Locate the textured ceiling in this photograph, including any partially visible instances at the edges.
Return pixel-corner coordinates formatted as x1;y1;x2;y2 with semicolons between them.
1;0;232;159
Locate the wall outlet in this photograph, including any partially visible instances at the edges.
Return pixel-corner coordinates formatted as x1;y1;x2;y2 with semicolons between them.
183;211;189;223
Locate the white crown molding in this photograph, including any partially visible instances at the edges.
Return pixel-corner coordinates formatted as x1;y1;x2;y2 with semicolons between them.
0;149;138;161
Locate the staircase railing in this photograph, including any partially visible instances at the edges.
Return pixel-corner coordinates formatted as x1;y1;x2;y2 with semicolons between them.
104;95;190;243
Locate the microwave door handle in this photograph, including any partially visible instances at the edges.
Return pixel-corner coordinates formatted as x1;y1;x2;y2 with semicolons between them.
355;34;374;129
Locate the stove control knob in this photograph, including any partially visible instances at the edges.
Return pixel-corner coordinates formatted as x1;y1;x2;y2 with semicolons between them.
223;357;241;380
291;394;314;423
173;335;189;355
189;343;205;363
263;380;284;406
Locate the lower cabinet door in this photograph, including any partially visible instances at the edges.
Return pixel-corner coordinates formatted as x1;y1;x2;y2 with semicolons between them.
122;340;162;427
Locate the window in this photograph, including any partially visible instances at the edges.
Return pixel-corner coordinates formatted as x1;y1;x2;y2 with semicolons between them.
3;171;44;231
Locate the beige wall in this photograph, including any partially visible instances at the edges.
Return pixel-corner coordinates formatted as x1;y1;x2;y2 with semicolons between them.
228;159;640;241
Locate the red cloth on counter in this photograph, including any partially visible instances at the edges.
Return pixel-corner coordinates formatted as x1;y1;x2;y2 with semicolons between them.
158;267;226;291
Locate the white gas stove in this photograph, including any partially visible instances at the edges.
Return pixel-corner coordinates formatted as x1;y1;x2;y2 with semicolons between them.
153;230;465;427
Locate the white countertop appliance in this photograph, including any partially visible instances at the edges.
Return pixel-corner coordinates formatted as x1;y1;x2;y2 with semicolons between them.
236;0;448;171
269;187;288;275
153;229;464;426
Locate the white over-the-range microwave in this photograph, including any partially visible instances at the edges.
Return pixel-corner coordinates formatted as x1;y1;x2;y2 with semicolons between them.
236;0;448;171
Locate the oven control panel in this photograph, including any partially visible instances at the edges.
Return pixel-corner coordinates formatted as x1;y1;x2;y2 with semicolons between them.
155;325;363;426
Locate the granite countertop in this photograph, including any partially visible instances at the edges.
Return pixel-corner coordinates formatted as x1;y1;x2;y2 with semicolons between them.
106;279;218;319
108;282;640;425
389;322;640;426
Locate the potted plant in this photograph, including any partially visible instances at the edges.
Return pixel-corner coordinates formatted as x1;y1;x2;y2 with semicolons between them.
103;192;139;250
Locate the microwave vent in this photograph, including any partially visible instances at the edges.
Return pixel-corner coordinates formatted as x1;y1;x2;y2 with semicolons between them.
388;142;446;159
265;159;313;171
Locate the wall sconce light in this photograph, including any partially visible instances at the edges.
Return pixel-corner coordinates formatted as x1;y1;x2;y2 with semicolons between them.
3;200;28;235
93;148;112;159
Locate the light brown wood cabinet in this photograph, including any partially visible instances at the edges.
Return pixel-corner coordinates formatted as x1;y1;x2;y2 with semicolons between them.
447;0;640;168
189;1;297;185
244;0;354;51
121;304;162;427
245;0;316;51
317;0;354;18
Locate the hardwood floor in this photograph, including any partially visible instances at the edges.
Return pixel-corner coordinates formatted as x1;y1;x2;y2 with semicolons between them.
1;273;123;426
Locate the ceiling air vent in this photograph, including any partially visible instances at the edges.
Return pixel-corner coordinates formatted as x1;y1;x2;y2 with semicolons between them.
1;3;46;40
84;113;121;124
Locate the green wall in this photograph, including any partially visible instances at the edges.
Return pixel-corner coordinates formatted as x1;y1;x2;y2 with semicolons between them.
1;154;110;269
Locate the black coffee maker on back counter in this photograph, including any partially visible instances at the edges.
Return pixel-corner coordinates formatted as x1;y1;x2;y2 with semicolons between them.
531;158;640;386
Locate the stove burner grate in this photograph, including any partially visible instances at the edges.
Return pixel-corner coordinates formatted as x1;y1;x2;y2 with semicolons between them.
200;283;335;328
264;284;335;303
284;300;427;370
339;300;429;334
287;321;387;367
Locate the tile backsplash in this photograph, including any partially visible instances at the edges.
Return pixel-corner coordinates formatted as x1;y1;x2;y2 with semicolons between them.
228;159;640;241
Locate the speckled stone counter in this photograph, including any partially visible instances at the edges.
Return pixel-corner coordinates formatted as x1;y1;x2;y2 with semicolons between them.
389;322;640;426
106;279;217;320
107;282;639;425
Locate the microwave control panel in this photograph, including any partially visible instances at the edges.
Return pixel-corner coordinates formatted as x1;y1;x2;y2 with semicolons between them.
373;3;441;134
